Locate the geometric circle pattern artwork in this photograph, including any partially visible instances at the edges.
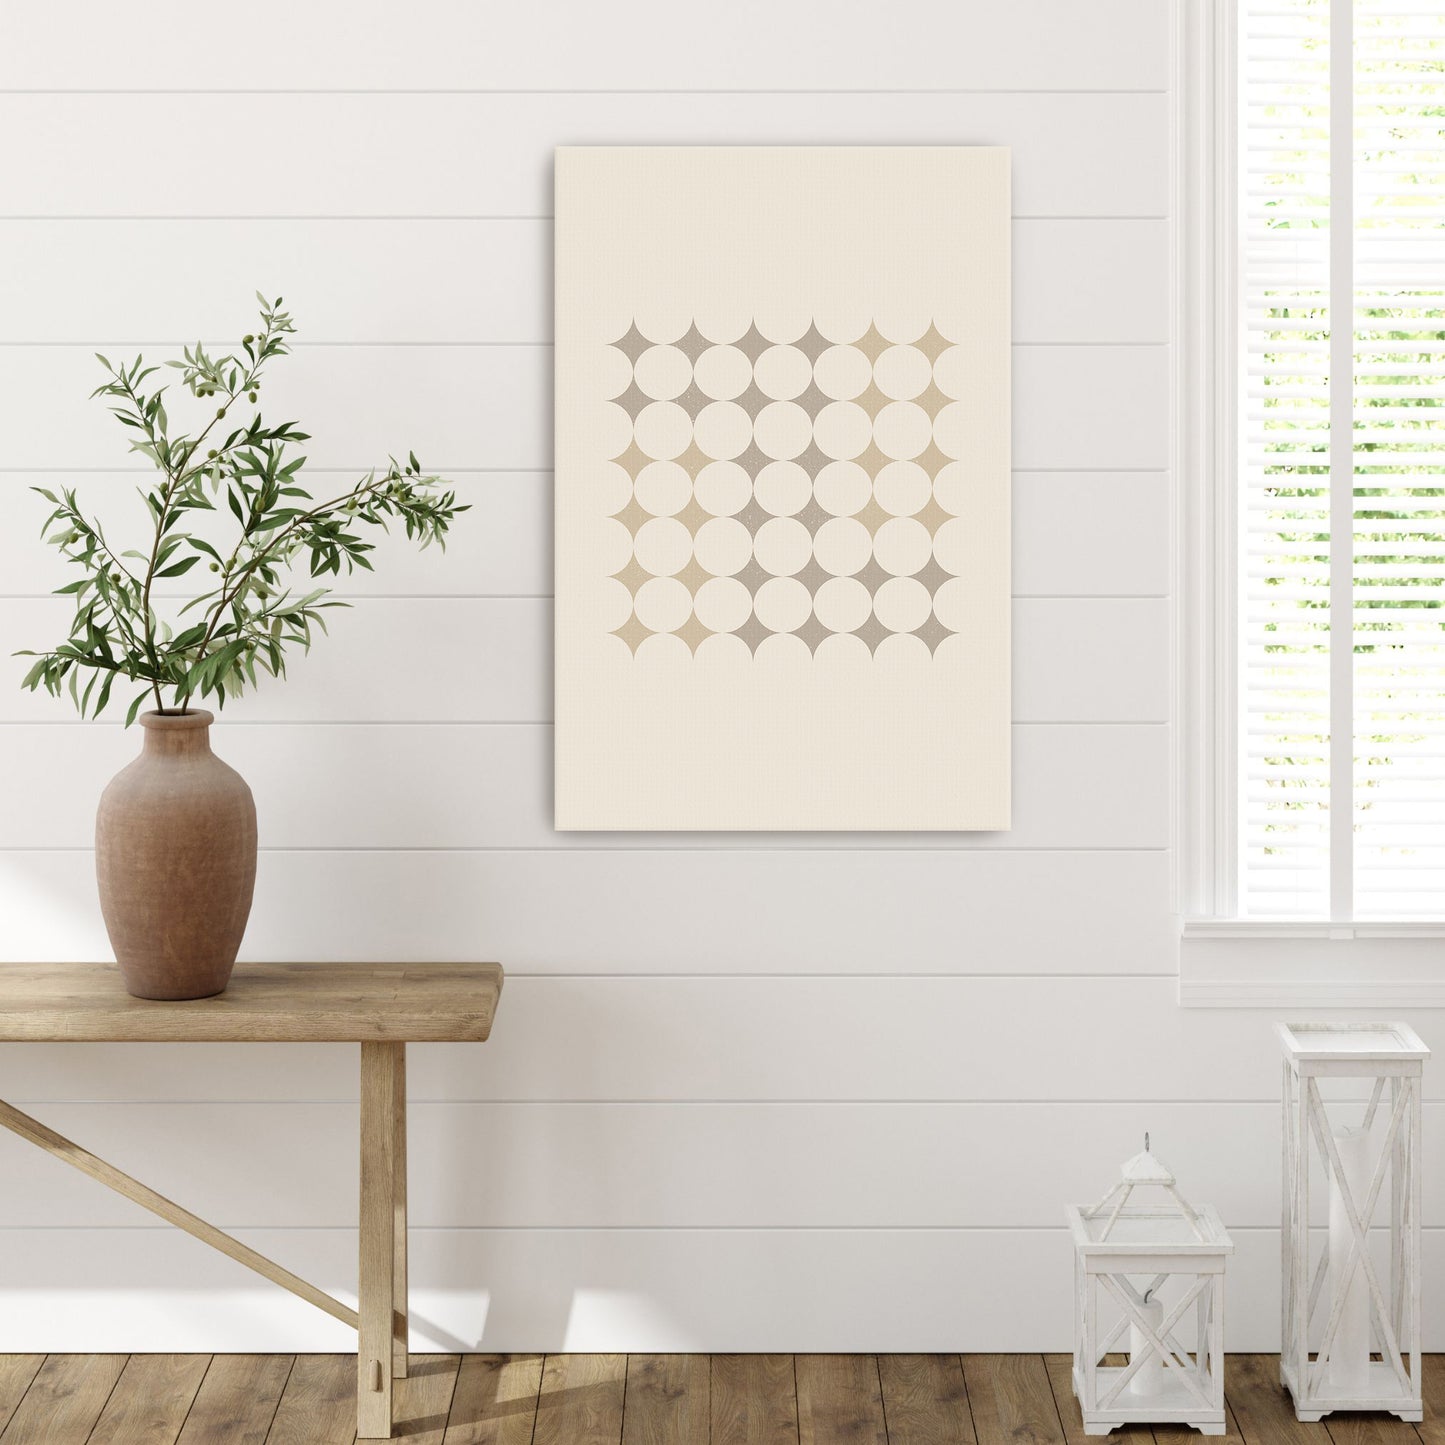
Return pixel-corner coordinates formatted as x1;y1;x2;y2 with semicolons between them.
606;320;967;658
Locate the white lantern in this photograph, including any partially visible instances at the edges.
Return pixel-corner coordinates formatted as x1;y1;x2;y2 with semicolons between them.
1066;1137;1233;1437
1278;1022;1429;1422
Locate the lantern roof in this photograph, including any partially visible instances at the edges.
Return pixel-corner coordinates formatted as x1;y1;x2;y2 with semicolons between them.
1065;1134;1232;1253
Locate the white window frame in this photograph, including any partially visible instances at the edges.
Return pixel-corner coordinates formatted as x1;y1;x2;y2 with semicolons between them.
1176;0;1445;1007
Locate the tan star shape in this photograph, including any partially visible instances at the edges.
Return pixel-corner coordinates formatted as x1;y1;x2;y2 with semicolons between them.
672;323;714;364
673;496;714;535
791;440;832;478
913;611;955;655
792;611;832;655
853;440;891;478
731;322;773;364
674;440;713;479
736;611;774;654
732;379;773;420
913;377;954;419
612;612;653;656
610;496;654;537
852;380;893;421
913;322;955;364
607;378;653;422
610;322;652;365
673;382;711;419
609;440;652;481
913;495;955;536
852;323;893;364
790;321;834;363
914;439;954;479
674;556;713;595
850;557;894;596
610;554;653;596
909;556;953;595
851;612;891;655
674;612;714;655
851;496;894;535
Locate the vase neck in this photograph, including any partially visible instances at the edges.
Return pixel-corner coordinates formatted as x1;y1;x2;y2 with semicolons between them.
139;709;215;757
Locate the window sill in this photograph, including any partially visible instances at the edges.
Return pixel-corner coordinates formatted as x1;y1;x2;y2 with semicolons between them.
1179;919;1445;1008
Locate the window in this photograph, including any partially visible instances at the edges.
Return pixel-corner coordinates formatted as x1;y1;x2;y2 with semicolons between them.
1237;0;1445;922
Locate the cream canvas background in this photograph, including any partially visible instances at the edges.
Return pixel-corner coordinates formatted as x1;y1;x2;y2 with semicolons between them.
555;145;1011;830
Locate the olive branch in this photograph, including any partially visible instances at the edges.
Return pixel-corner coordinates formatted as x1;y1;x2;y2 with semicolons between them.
17;295;466;724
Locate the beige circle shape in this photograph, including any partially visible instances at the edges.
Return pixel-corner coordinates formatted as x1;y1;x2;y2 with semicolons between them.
933;401;972;460
634;516;693;578
634;401;691;461
754;460;812;517
874;402;932;461
814;345;871;400
693;576;754;634
695;460;753;517
814;515;873;576
694;515;754;577
873;575;933;632
814;460;872;517
933;461;969;517
754;401;812;461
633;345;692;401
753;576;813;633
932;345;967;400
932;517;971;577
753;516;812;578
873;516;933;577
634;576;693;633
874;461;932;517
693;401;752;461
874;345;932;401
813;575;873;633
931;575;972;633
753;345;812;401
814;401;871;461
635;460;692;517
693;345;752;401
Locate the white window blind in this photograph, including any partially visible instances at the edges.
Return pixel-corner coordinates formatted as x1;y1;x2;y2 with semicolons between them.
1241;0;1445;919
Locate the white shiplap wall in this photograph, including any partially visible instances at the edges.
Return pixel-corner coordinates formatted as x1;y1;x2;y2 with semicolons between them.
0;0;1439;1354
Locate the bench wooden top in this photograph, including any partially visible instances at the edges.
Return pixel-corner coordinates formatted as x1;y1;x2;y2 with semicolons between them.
0;962;503;1043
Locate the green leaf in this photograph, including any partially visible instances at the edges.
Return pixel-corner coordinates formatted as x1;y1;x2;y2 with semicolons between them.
155;554;202;579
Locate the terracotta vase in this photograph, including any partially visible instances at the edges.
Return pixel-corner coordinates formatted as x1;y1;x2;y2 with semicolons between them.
95;709;257;1000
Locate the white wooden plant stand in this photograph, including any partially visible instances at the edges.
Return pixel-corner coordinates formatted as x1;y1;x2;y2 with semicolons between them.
1066;1141;1234;1437
1278;1022;1429;1423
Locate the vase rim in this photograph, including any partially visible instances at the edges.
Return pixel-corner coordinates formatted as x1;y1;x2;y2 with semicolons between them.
139;708;214;731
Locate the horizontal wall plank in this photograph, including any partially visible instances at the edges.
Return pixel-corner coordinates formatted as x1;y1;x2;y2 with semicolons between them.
1;596;1171;725
7;1098;1438;1231
0;219;1169;345
0;848;1175;974
6;979;1442;1106
0;1226;1428;1353
0;1;1170;92
0;94;1170;219
0;722;1170;850
0;343;1168;472
0;471;1169;602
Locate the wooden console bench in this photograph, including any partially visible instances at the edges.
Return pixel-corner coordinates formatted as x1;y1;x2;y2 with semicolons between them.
0;961;504;1443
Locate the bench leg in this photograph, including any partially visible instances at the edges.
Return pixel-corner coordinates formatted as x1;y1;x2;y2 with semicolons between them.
359;1041;400;1439
393;1042;408;1380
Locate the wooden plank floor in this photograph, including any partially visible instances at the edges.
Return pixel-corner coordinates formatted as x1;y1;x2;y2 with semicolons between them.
0;1354;1436;1445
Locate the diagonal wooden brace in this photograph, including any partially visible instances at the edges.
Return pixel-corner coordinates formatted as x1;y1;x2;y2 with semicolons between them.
1306;1078;1411;1396
1094;1274;1168;1364
1097;1275;1211;1409
0;1096;359;1330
